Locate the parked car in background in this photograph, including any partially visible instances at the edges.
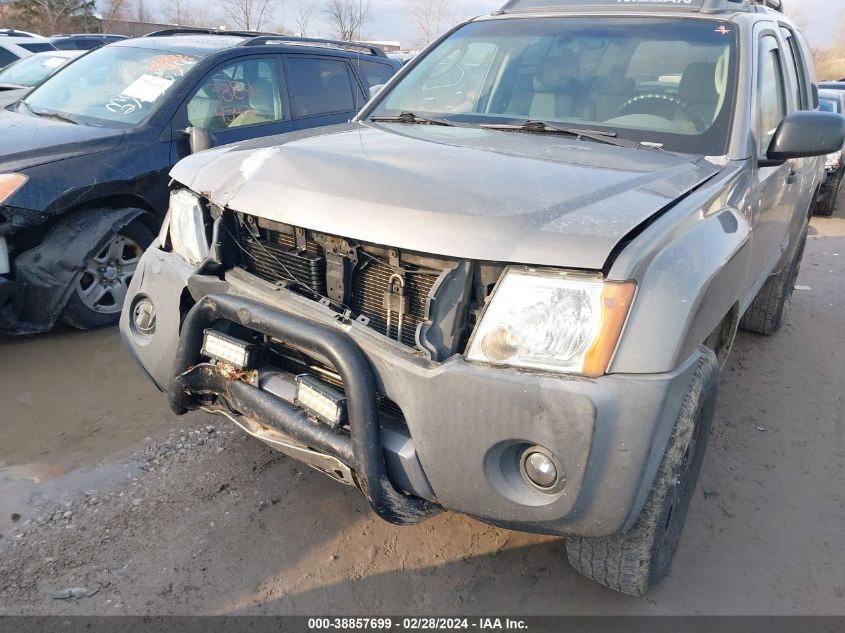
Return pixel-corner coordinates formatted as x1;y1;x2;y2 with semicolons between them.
0;50;84;107
815;89;845;216
820;81;845;93
0;31;399;335
0;30;57;69
121;0;843;597
50;33;129;51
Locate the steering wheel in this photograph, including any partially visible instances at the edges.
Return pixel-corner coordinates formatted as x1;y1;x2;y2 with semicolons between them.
617;93;706;131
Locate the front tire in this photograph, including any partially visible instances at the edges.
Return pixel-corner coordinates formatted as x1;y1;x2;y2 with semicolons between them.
61;219;153;330
565;346;719;595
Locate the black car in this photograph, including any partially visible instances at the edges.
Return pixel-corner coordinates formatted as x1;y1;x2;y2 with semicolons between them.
0;32;399;335
49;33;129;51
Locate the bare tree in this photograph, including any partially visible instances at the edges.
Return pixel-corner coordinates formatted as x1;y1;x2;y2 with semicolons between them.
101;0;131;21
408;0;451;48
219;0;276;30
293;0;316;35
322;0;368;41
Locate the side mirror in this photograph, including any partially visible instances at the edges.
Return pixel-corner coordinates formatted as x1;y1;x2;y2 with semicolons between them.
188;126;214;154
368;84;385;99
766;111;845;162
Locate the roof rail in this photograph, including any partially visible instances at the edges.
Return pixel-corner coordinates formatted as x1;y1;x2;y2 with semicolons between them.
143;27;275;38
497;0;780;14
241;35;387;57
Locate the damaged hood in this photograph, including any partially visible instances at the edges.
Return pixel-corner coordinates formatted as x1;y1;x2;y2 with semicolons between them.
172;123;721;270
0;107;123;171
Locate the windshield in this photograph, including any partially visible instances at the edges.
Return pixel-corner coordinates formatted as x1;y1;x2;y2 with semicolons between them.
0;53;74;87
24;45;200;127
371;17;738;154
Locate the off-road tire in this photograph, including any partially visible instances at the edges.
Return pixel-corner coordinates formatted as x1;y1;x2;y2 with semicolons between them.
814;171;842;217
739;224;807;336
61;219;154;330
565;346;719;595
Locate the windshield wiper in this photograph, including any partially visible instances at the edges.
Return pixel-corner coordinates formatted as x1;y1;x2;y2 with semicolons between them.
369;111;456;127
25;104;79;125
479;120;640;148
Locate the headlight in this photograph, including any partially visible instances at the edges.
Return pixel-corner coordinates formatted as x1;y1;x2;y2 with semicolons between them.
0;174;27;204
465;268;635;377
825;151;842;170
168;189;209;265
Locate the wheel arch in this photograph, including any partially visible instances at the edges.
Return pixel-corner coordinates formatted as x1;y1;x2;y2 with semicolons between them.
11;206;147;334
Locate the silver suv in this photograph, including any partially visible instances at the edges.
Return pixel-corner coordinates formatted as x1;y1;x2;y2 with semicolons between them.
121;0;845;594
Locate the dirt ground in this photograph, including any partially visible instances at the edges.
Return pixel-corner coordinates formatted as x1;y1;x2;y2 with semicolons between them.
1;198;844;616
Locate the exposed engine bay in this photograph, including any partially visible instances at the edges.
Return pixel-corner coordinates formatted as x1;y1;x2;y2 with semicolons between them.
223;212;507;362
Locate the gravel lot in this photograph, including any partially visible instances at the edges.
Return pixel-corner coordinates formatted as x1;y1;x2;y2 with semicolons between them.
1;196;844;616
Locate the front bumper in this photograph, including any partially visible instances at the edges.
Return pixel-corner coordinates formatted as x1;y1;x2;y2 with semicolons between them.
122;247;704;538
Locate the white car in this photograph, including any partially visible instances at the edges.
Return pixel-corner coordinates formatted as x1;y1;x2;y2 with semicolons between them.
0;30;57;69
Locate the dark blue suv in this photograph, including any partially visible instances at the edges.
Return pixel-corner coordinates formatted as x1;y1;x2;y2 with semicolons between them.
0;30;399;334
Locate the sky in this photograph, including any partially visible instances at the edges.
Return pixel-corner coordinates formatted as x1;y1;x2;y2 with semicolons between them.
283;0;844;48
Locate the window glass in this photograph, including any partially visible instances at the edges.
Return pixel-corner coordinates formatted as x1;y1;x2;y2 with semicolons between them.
0;47;18;69
759;46;786;156
373;18;739;155
819;97;840;114
19;42;55;53
0;53;73;87
353;59;394;90
24;45;200;127
188;57;283;130
286;57;354;117
780;27;807;109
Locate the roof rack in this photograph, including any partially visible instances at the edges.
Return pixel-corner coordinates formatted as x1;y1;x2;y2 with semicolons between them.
241;35;387;57
498;0;782;14
0;29;36;37
143;27;275;38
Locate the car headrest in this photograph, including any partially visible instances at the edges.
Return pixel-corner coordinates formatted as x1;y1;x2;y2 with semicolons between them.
679;63;718;104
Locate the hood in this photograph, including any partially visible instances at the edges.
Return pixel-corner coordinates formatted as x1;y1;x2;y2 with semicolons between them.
0;106;124;171
172;123;720;270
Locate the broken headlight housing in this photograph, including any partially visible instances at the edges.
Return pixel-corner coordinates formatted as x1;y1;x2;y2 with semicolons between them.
167;188;209;265
465;268;635;377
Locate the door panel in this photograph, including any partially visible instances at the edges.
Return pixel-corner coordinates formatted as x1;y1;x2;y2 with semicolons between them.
750;33;799;287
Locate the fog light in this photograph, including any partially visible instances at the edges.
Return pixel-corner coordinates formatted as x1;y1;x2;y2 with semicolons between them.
295;375;347;427
132;297;156;335
201;329;257;370
522;450;557;489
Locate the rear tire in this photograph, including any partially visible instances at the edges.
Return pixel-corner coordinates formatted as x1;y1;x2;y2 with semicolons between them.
61;219;153;330
739;224;807;336
565;346;719;595
814;171;842;217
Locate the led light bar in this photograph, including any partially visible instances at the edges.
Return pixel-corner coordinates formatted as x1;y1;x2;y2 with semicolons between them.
201;329;258;369
295;375;347;427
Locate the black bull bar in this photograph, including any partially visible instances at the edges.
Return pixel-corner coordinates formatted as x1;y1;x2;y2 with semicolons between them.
168;293;439;525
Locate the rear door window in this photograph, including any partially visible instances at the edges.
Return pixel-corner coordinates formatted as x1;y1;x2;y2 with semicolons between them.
285;56;355;118
352;59;394;91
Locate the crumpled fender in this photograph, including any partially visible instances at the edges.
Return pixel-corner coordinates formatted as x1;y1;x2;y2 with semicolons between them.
4;207;144;335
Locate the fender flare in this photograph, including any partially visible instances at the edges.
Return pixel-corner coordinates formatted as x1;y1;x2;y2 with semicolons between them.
9;207;147;334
